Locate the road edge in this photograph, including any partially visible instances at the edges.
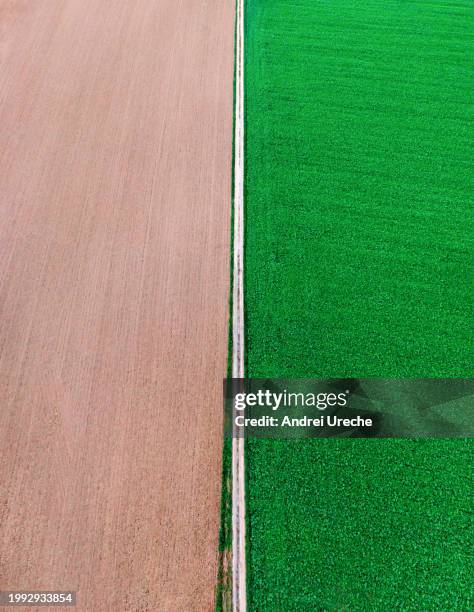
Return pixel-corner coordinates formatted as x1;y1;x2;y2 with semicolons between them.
231;0;246;610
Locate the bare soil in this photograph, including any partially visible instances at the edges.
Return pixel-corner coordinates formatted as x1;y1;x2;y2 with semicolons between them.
0;2;234;610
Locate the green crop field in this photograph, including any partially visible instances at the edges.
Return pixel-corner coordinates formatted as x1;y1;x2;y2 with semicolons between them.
244;0;474;609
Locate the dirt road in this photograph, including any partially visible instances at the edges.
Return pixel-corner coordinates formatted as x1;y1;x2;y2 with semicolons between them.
0;2;234;610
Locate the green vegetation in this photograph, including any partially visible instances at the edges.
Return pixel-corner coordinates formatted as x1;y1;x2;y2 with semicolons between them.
216;437;232;612
244;0;474;609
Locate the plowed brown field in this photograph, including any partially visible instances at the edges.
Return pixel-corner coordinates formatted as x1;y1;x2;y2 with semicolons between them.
0;1;234;610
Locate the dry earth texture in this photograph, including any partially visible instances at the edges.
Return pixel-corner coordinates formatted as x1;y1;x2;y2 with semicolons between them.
0;1;234;610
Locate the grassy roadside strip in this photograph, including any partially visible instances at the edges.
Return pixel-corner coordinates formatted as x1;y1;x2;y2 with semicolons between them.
215;3;238;610
243;1;252;607
216;436;232;612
